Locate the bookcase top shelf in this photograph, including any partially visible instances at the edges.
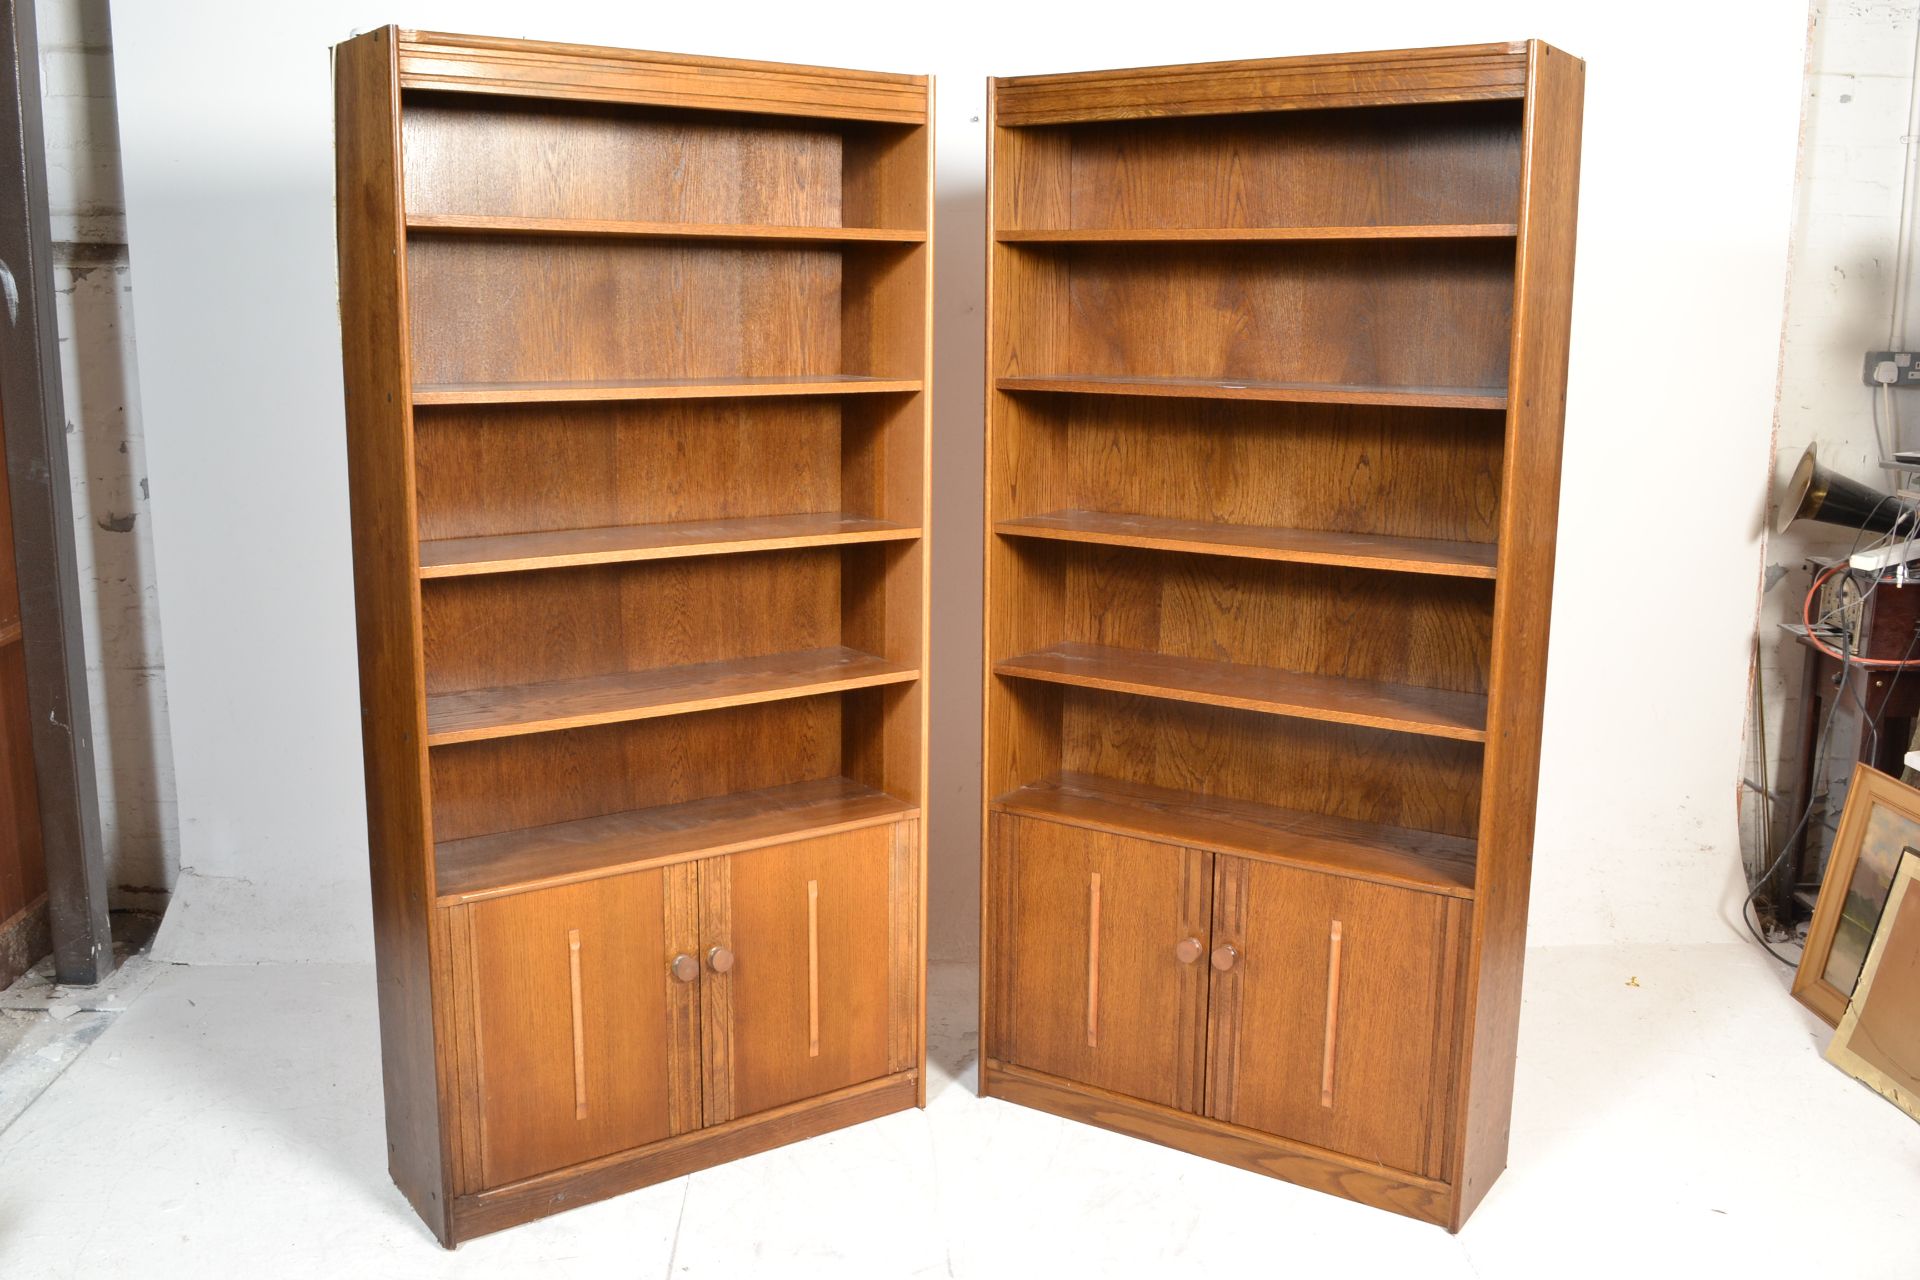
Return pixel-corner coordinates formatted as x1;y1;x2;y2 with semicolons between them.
996;375;1507;410
998;224;1516;243
421;513;920;579
994;772;1476;898
436;776;916;905
995;510;1497;579
994;642;1488;742
396;29;929;124
413;375;921;406
426;646;918;746
991;41;1534;125
408;213;927;243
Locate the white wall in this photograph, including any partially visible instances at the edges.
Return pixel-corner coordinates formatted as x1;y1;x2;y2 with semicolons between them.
1750;1;1915;897
108;0;1812;963
33;0;176;907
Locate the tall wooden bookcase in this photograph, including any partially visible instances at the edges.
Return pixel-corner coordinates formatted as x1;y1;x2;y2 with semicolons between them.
980;42;1582;1230
334;28;930;1245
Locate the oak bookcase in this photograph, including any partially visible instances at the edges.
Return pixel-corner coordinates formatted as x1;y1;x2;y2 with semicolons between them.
980;42;1582;1230
334;28;930;1244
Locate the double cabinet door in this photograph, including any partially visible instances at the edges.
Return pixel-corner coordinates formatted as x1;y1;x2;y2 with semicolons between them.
990;815;1467;1179
448;820;915;1191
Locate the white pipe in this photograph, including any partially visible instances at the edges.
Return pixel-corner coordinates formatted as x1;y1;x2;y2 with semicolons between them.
1887;14;1920;459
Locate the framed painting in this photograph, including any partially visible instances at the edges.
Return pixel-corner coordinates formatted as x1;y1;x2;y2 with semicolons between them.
1793;764;1920;1026
1825;849;1920;1123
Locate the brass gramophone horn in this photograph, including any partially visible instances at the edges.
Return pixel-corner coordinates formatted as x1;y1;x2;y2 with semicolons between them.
1776;445;1917;536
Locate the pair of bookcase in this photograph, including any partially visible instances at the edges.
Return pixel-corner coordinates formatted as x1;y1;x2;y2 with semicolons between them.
335;28;1580;1245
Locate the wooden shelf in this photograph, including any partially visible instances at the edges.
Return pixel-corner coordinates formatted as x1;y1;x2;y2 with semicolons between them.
437;775;916;904
995;375;1507;410
995;510;1497;579
994;642;1487;742
408;212;926;243
413;375;922;406
994;772;1475;899
420;512;919;579
998;224;1517;244
0;620;19;648
426;645;918;746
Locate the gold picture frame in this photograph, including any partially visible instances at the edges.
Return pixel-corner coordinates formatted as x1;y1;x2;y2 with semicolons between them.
1793;763;1920;1026
1825;849;1920;1123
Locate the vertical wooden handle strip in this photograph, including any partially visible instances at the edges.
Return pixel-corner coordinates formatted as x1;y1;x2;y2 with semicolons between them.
1321;919;1343;1109
807;879;820;1058
568;927;587;1120
1086;871;1102;1048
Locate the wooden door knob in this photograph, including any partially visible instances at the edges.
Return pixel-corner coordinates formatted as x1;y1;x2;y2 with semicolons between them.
707;945;736;974
1174;936;1203;964
1211;943;1239;972
669;953;699;983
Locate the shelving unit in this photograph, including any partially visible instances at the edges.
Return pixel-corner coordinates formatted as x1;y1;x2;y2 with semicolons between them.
980;41;1582;1231
336;28;929;1245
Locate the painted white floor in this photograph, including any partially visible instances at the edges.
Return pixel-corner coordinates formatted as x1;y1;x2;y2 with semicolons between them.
0;946;1913;1276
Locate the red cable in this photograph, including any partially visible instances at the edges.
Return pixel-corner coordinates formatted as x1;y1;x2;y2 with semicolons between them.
1802;560;1920;668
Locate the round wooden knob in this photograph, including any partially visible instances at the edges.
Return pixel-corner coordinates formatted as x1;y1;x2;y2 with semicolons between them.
1174;937;1203;964
1210;943;1239;972
707;945;736;974
669;953;698;983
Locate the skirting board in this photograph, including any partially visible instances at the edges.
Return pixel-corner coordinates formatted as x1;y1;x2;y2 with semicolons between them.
981;1060;1457;1229
447;1071;919;1244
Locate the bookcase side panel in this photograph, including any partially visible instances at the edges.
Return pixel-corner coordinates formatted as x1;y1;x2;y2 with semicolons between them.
1450;43;1584;1229
335;25;451;1242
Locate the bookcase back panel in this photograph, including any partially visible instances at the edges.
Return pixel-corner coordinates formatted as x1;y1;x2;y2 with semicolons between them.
403;96;848;226
1056;398;1502;543
1048;545;1493;695
407;238;844;385
422;550;839;693
1059;690;1483;839
1003;103;1521;231
430;698;843;843
1055;243;1513;388
414;400;845;540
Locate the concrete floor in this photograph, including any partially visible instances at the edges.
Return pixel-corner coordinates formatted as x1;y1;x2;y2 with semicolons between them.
0;945;1912;1276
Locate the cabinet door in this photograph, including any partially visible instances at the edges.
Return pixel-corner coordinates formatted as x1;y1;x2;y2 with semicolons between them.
1206;858;1466;1177
989;815;1212;1112
452;867;699;1189
700;820;915;1124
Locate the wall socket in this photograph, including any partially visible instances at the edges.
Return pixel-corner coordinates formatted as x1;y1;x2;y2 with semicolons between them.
1866;350;1920;386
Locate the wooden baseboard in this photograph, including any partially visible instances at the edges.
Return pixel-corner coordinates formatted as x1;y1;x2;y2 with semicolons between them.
982;1060;1457;1229
0;894;49;991
448;1071;919;1244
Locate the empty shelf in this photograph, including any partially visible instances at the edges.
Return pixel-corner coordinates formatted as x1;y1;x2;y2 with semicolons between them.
997;223;1517;243
427;646;918;746
995;374;1507;410
413;375;922;406
420;512;920;578
994;642;1487;742
437;776;917;904
995;772;1475;898
408;212;925;243
995;510;1497;579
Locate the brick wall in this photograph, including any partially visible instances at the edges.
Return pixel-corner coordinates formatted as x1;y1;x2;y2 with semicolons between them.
32;0;176;907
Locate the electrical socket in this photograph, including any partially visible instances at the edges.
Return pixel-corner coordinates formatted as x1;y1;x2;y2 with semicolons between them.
1865;350;1920;387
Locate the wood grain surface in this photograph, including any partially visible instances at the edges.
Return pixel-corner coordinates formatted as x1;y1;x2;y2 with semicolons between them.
990;814;1212;1111
995;511;1496;579
991;44;1528;124
995;771;1476;897
996;642;1488;742
398;30;928;123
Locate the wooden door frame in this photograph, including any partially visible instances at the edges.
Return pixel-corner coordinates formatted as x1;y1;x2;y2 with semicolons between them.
0;0;112;984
